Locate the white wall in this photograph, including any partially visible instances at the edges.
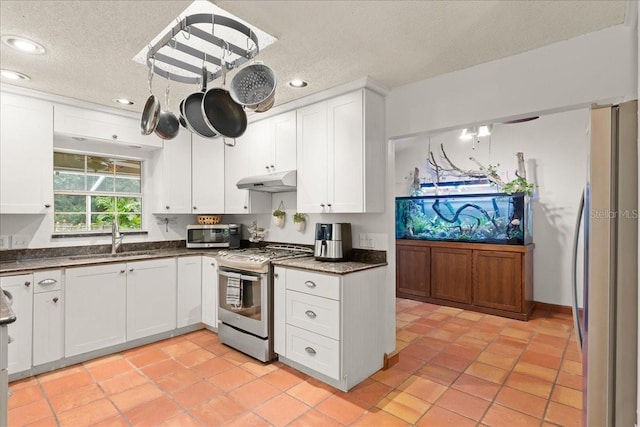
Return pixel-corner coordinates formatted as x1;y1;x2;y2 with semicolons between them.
387;24;637;139
394;109;589;305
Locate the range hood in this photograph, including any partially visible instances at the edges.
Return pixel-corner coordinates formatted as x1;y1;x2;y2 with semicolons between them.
236;170;297;192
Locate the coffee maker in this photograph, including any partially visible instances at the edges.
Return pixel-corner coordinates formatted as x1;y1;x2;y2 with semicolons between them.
314;223;352;261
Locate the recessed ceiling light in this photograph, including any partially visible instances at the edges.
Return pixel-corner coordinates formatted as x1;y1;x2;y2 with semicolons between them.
0;69;30;81
1;35;46;54
113;98;134;105
289;79;308;88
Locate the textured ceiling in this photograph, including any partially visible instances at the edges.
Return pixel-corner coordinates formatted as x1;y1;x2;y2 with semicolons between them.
0;0;628;116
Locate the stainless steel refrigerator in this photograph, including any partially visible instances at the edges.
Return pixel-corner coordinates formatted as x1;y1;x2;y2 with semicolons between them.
572;100;638;426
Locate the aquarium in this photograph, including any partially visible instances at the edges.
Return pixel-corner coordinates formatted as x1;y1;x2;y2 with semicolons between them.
396;192;532;245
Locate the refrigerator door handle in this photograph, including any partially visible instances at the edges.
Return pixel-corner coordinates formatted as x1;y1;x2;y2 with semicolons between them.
571;188;585;351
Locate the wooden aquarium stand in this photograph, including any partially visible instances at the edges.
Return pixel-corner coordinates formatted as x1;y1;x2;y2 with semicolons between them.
396;240;535;321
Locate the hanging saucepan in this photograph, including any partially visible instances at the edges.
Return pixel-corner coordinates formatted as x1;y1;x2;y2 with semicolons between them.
182;67;217;138
140;58;160;135
154;84;180;140
229;62;277;113
201;56;247;141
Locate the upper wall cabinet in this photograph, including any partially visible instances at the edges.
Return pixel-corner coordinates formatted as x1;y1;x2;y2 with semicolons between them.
156;131;193;214
192;135;225;214
247;111;297;176
297;89;386;213
224;134;271;214
0;94;54;214
54;104;163;150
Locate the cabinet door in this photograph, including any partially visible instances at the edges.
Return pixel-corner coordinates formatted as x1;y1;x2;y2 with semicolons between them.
430;248;472;304
65;264;126;357
0;275;33;374
396;245;430;298
273;111;297;172
192;135;225;213
296;101;328;213
473;251;522;312
126;259;177;340
177;257;202;328
33;290;63;366
202;257;218;328
328;91;363;213
158;131;192;214
0;94;53;214
273;266;286;355
54;104;162;149
246;119;274;176
224;136;250;213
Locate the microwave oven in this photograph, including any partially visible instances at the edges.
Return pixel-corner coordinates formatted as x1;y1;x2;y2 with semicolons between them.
186;224;241;248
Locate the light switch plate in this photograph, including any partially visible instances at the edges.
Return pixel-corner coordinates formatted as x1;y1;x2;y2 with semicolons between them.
0;235;10;250
12;235;28;249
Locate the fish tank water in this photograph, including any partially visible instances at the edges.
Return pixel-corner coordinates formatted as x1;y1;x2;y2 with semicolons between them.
396;192;532;245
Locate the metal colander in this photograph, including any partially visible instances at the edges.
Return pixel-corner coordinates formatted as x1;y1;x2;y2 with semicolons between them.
229;63;277;112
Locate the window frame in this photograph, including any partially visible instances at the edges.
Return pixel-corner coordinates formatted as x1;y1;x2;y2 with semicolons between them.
52;150;144;235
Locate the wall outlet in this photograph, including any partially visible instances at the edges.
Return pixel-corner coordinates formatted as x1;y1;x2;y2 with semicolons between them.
11;235;28;249
359;233;369;248
0;235;10;250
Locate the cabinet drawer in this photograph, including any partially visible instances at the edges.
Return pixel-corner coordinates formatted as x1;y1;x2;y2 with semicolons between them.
286;269;340;300
286;290;339;339
33;270;62;293
286;324;339;380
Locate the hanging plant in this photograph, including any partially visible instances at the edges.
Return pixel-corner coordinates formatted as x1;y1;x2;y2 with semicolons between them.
272;201;286;228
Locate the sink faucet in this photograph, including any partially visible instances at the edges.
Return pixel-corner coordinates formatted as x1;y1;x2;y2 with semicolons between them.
112;221;124;254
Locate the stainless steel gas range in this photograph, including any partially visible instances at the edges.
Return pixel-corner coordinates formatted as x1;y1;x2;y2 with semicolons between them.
215;245;313;362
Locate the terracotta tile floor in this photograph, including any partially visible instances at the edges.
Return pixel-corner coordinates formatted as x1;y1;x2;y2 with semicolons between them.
9;299;582;426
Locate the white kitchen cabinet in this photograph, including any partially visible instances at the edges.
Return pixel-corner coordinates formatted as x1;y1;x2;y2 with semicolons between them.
53;103;162;149
296;89;385;213
33;290;63;366
177;257;202;328
65;264;127;357
224;138;271;214
0;275;33;374
32;270;63;366
156;131;193;214
126;258;177;341
247;111;297;176
0;93;54;214
192;135;225;214
273;266;386;391
201;257;218;329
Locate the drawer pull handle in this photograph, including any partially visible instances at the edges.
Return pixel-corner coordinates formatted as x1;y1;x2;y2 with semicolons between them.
305;281;316;288
38;279;57;286
120;269;126;274
305;347;316;355
24;281;31;287
305;310;317;319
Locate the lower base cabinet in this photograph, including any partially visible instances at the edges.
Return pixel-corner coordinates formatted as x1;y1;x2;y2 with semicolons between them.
0;274;33;374
33;290;63;366
201;257;218;329
65;264;127;357
177;257;202;328
396;240;534;320
274;266;386;391
126;259;177;341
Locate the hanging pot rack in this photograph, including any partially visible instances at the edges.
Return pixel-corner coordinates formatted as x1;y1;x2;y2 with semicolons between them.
145;13;260;85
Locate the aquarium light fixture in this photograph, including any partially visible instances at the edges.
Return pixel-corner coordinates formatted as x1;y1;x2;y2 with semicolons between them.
460;127;477;140
460;125;492;140
478;125;492;137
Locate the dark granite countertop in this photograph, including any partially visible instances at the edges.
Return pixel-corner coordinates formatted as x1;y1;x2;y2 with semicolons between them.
272;257;387;275
0;291;16;325
0;248;221;275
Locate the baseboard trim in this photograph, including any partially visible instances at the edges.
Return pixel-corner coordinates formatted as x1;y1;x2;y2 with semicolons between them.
533;301;572;315
383;351;400;370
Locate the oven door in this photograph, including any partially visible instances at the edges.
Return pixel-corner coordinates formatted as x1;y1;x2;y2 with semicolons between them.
218;268;269;338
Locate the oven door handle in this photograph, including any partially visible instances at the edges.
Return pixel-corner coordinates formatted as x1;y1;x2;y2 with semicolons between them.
218;270;260;282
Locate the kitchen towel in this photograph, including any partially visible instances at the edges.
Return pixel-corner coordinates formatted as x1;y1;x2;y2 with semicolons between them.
226;277;243;308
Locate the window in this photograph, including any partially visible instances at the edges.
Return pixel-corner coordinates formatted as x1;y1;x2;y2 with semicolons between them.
53;152;142;233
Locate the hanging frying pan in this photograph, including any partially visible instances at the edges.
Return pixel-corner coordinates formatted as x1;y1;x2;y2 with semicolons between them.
182;67;217;138
140;59;160;135
201;55;247;140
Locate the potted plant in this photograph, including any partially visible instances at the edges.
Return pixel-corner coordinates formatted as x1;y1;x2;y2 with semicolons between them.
293;212;306;232
272;208;286;227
